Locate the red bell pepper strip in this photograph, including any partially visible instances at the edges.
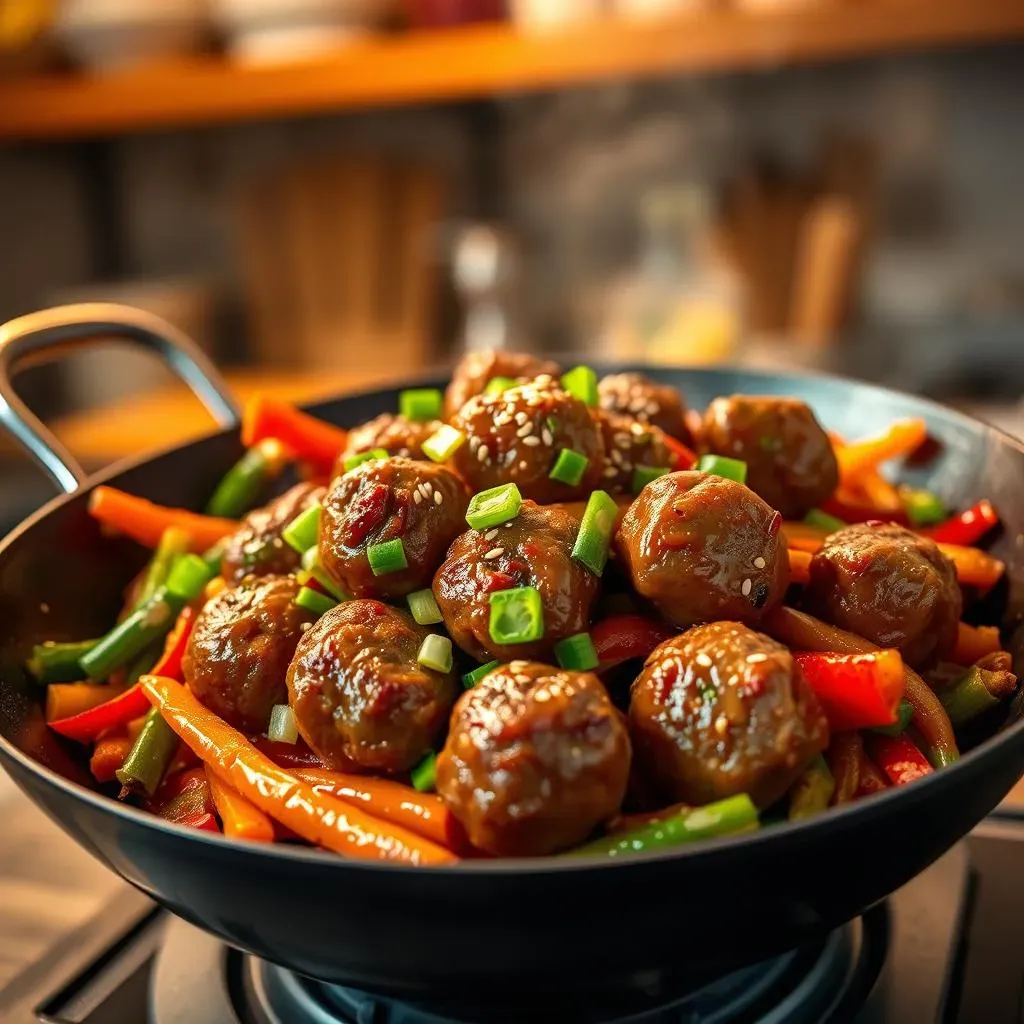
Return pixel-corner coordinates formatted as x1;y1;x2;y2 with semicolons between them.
921;500;999;546
865;733;933;787
241;395;348;476
149;765;214;824
590;614;678;670
663;435;697;471
824;733;863;805
49;683;151;743
180;812;220;832
794;650;905;732
854;747;889;797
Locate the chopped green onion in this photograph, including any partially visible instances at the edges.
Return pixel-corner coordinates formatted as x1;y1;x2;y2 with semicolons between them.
115;707;178;797
300;547;346;601
900;486;947;528
201;538;227;575
417;634;453;674
27;639;101;684
408;588;444;625
136;527;191;609
342;448;389;473
489;586;545;645
804;508;846;533
571;490;618;576
560;365;598;407
632;465;671;495
422;424;466;463
484;376;516;397
283;504;322;554
268;704;299;744
871;700;914;736
463;660;500;689
697;454;748;484
165;553;216;603
568;794;759;858
554;633;599;671
400;389;443;423
466;483;522;531
411;752;437;792
295;586;338;618
549;449;590;487
79;587;183;681
205;439;288;518
367;538;408;576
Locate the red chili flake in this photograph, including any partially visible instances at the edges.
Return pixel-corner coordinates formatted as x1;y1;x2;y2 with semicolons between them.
657;661;681;701
522;542;540;558
482;571;518;594
344;483;390;547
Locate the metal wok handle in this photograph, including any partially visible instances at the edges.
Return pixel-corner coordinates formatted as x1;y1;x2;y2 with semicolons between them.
0;303;241;495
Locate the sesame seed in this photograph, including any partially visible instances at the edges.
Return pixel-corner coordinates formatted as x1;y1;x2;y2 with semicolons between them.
413;491;423;505
519;460;529;470
615;434;631;450
542;428;553;446
523;436;541;447
434;491;443;505
741;578;752;597
603;466;618;478
747;653;768;664
515;412;528;425
753;556;766;569
484;547;505;560
485;529;499;541
630;421;647;436
610;449;625;466
478;445;490;462
423;481;434;495
696;652;713;668
517;423;533;438
469;436;480;452
418;483;429;499
715;715;729;736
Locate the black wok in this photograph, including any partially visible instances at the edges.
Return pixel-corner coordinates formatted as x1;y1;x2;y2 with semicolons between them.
1;304;1023;1004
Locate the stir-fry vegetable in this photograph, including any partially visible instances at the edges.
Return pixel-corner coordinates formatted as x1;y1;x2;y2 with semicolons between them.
241;395;348;474
865;733;933;787
572;489;618;576
788;756;835;820
952;622;1002;666
206;769;275;842
116;707;180;797
921;499;1000;546
28;638;100;685
590;615;676;669
825;733;864;805
940;652;1017;727
854;747;889;797
871;700;914;737
794;650;904;732
835;419;927;483
205;439;289;519
48;683;152;742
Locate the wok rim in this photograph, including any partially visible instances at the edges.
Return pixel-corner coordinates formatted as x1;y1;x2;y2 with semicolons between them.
2;360;1023;877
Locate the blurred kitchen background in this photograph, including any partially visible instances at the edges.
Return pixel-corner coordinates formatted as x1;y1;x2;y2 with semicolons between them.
1;0;1023;534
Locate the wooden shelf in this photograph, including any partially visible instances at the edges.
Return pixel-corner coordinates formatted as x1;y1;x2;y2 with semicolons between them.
1;0;1023;140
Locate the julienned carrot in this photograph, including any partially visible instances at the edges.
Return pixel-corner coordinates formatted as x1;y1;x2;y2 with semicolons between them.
937;543;1005;590
787;548;812;584
46;684;122;724
836;419;928;483
205;768;275;843
89;487;237;553
293;768;467;852
782;522;828;552
853;470;903;513
241;395;348;474
952;622;1003;666
141;676;455;865
762;606;958;768
90;734;134;783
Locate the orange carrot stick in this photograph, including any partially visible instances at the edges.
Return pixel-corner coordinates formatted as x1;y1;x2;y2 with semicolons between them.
782;522;828;552
837;419;928;483
937;543;1005;590
141;676;455;865
293;768;467;852
788;548;812;584
46;683;121;723
89;487;237;552
90;734;133;783
952;622;1003;666
205;767;275;843
241;395;348;475
855;470;903;513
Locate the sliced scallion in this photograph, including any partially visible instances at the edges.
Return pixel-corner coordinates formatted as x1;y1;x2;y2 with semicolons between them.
301;547;346;601
560;365;598;407
571;490;618;576
367;538;408;576
489;586;545;645
411;752;437;793
900;486;947;528
165;553;217;603
342;448;389;473
422;425;466;463
549;449;590;487
283;504;322;554
463;660;500;689
466;483;522;531
632;465;671;494
408;588;444;625
295;586;338;618
268;704;299;744
400;389;443;423
697;455;748;484
417;634;453;674
554;632;599;671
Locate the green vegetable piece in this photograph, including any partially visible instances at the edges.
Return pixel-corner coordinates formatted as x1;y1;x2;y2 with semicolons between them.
343;448;389;473
697;454;748;484
484;376;516;397
205;439;287;518
367;538;408;576
294;586;338;618
268;704;299;744
466;483;523;531
554;632;599;672
560;365;598;408
804;508;846;533
300;547;346;601
27;639;101;684
422;425;466;463
411;752;437;793
417;634;453;674
408;589;444;625
549;449;590;487
166;553;216;603
400;388;444;423
632;465;670;495
940;670;1001;727
488;586;545;645
136;527;191;609
282;504;322;555
787;756;835;820
870;700;914;736
115;707;179;797
901;487;947;528
571;490;618;576
201;538;227;575
462;660;500;689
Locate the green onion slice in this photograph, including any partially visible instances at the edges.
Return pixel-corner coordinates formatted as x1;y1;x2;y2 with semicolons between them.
283;504;322;554
804;508;846;533
463;660;500;689
560;365;598;407
411;752;437;793
367;538;408;576
632;465;671;494
489;586;545;645
697;454;748;484
571;490;618;576
400;388;443;423
484;376;516;397
417;634;453;674
295;586;338;618
268;704;299;744
554;632;599;671
549;449;590;487
466;483;522;531
165;554;217;603
901;487;947;528
422;425;466;463
408;588;444;625
343;448;389;473
301;547;346;601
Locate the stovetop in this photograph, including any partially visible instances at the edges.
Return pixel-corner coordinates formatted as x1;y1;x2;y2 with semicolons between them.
2;819;1024;1024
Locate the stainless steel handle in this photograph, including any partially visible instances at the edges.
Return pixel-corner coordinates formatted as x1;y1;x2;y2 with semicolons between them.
0;303;241;494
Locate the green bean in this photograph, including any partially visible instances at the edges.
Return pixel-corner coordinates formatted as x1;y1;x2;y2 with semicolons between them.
136;528;191;609
205;439;288;519
27;639;100;684
116;707;178;797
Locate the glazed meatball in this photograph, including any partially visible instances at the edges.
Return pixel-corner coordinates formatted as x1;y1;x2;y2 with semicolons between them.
183;575;315;733
444;349;561;420
597;411;681;494
616;471;788;629
702;396;839;518
437;661;630;856
337;413;439;470
598;372;694;445
320;457;469;600
805;523;961;668
287;599;456;773
630;622;828;808
221;483;325;584
451;379;604;504
434;501;600;662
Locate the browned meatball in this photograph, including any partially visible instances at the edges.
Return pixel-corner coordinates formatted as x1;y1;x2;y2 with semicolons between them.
597;411;680;494
616;471;788;629
183;575;315;733
702;396;839;518
437;661;630;856
805;523;961;669
320;457;469;600
451;380;604;504
287;599;455;773
336;413;440;471
630;622;828;808
443;349;561;420
598;372;694;445
221;483;325;584
433;501;600;662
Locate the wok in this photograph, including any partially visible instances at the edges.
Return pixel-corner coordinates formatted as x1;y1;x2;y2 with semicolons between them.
1;304;1023;1004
